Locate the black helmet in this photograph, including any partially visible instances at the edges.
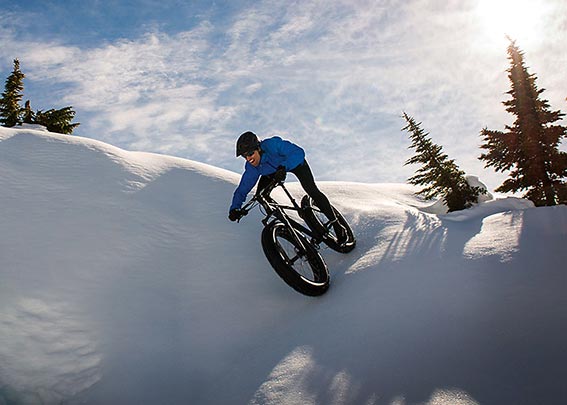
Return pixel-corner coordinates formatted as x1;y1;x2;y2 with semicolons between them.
236;131;260;157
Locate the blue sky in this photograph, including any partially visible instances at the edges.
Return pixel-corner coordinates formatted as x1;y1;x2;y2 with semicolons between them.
1;0;566;191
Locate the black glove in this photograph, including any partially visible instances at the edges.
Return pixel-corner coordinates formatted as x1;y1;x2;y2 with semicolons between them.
228;208;244;222
273;165;287;183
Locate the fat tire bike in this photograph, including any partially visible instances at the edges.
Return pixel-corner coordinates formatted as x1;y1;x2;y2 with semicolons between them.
238;179;356;296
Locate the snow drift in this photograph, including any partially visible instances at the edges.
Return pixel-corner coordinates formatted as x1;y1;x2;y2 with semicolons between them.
1;126;566;405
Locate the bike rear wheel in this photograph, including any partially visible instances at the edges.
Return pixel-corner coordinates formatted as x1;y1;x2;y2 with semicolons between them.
261;221;329;296
301;195;356;253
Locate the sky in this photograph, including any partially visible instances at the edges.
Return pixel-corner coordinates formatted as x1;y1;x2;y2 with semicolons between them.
1;0;566;191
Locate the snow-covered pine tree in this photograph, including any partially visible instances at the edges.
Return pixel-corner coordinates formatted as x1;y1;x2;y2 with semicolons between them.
403;112;483;212
0;59;25;127
479;39;567;206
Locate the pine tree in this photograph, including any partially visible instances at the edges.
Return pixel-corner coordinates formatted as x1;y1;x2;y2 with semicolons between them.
34;107;80;134
479;39;567;206
22;100;35;124
0;59;80;134
403;112;483;212
0;59;25;127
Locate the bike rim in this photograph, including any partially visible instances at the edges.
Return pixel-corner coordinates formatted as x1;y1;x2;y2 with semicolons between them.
312;207;342;242
274;230;323;283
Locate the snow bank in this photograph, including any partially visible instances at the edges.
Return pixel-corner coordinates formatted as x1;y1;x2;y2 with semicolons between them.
1;127;566;405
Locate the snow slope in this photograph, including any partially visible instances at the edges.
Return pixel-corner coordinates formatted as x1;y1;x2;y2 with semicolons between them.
1;127;566;405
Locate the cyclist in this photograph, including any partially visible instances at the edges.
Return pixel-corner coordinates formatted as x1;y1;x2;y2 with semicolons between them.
228;131;346;239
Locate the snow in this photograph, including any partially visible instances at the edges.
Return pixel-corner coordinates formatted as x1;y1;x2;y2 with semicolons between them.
1;126;566;405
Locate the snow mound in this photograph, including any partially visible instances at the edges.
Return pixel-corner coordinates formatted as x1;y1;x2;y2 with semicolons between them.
1;127;566;405
419;175;496;216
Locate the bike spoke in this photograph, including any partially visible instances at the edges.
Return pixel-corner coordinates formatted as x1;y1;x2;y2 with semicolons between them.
275;235;315;281
276;239;300;265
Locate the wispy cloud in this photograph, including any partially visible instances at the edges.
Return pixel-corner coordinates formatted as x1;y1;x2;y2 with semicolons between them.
1;0;566;189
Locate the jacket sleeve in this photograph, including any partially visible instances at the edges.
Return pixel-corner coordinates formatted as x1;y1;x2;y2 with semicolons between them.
270;136;305;170
230;165;260;211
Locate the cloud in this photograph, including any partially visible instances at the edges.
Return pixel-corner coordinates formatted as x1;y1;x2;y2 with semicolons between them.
2;0;566;189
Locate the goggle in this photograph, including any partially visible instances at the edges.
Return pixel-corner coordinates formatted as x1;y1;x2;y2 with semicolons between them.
241;150;256;158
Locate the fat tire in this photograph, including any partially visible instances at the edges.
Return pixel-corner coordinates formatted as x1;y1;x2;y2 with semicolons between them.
261;221;329;296
301;195;356;253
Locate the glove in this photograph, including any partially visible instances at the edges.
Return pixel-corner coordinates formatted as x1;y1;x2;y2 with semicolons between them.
273;165;287;183
228;208;244;222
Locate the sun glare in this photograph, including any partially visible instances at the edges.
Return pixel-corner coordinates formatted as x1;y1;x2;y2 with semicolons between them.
476;0;547;44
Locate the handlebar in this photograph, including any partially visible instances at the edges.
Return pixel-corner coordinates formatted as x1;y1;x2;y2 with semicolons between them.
239;178;284;218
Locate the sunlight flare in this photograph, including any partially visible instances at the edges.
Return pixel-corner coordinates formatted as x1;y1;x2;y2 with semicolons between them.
476;0;547;44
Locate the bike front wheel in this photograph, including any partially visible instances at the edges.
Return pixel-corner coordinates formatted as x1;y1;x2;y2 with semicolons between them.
261;221;329;296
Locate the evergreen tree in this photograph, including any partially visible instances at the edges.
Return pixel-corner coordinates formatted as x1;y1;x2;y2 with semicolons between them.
0;59;25;127
403;112;483;212
34;107;80;134
22;100;35;124
0;59;80;134
479;39;567;206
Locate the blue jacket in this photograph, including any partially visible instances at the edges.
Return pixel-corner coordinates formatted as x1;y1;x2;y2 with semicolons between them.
230;136;305;211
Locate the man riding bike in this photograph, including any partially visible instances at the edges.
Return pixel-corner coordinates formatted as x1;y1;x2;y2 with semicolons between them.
228;131;346;240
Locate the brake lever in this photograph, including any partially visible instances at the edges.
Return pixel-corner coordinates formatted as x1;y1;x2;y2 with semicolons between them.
236;209;249;223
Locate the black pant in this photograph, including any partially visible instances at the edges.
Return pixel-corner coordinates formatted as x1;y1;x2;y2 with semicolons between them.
256;160;336;221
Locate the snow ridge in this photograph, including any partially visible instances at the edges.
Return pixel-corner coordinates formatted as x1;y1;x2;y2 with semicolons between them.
1;127;566;405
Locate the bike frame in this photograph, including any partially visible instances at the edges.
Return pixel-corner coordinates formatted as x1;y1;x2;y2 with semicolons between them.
240;180;323;256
